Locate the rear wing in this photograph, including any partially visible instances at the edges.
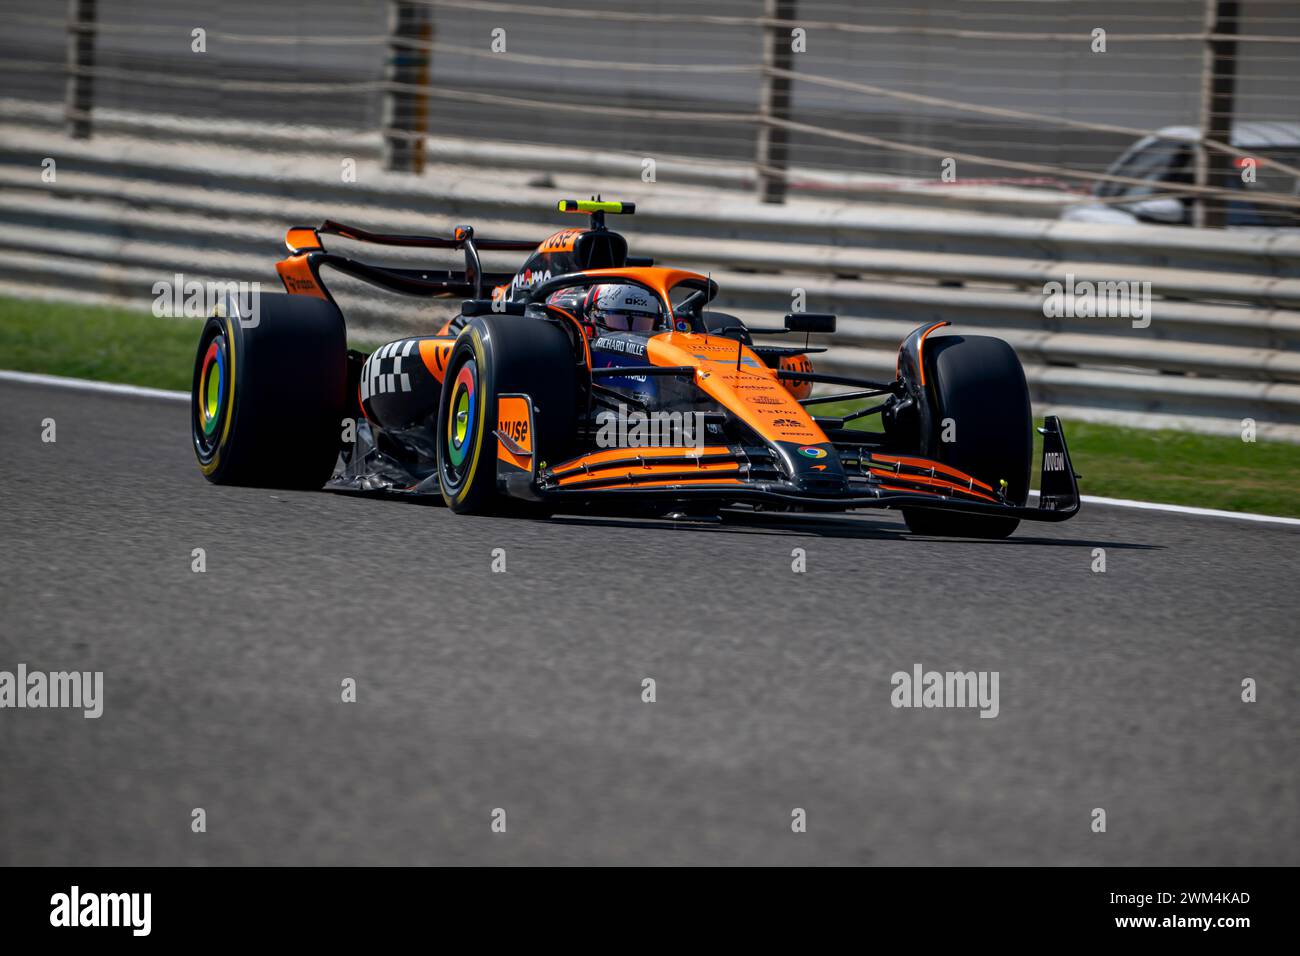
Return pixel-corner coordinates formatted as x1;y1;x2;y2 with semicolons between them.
276;220;536;302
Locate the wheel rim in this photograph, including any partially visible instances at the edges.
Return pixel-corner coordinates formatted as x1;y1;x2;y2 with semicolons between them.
443;358;478;486
193;326;229;462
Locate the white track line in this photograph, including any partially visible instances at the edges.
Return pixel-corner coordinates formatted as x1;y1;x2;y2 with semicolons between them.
4;370;1298;527
0;369;188;402
1029;491;1300;527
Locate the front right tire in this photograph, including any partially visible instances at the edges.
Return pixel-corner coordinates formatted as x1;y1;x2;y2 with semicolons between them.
192;292;347;488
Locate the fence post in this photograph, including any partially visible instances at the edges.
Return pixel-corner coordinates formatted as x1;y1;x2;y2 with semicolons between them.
64;0;96;140
1194;0;1238;229
383;1;432;174
756;0;796;204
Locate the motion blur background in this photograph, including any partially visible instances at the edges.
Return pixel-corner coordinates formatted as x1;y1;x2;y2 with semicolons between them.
2;0;1299;439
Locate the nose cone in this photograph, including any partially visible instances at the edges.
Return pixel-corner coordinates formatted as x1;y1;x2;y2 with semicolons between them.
778;442;847;492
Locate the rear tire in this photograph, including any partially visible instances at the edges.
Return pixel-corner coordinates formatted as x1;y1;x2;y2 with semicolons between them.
192;293;347;488
902;335;1031;539
436;315;577;515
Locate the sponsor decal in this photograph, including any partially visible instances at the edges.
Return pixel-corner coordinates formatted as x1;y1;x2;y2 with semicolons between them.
1044;451;1066;472
598;360;647;383
538;229;582;253
797;446;827;459
282;275;316;295
691;351;762;370
591;336;646;357
676;320;690;332
509;267;553;296
498;415;529;447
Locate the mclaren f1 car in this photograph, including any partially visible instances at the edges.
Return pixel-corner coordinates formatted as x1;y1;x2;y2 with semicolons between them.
191;199;1079;537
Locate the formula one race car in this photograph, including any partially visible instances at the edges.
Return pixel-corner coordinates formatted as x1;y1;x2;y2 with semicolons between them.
191;199;1079;537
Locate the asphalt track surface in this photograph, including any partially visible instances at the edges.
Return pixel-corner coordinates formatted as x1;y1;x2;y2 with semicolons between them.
1;379;1296;866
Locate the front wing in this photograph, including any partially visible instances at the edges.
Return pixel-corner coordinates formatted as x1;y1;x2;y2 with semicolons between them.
497;413;1081;522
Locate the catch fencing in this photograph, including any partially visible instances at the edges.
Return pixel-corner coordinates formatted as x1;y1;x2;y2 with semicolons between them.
0;0;1298;439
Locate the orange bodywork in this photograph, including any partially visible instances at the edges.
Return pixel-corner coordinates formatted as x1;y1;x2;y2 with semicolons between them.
585;477;744;489
276;254;327;299
496;395;534;471
912;321;949;387
557;460;741;487
418;338;454;383
644;331;829;448
867;468;997;502
580;267;707;309
777;352;814;401
871;453;994;493
284;227;323;253
537;228;583;253
550;445;733;476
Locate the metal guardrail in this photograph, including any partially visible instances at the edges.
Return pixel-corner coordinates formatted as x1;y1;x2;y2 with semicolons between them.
1;117;1298;441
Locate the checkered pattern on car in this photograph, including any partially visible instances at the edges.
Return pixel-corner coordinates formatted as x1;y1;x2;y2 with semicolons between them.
360;339;414;401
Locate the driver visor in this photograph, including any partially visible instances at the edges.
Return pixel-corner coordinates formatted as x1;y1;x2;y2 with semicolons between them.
601;312;660;332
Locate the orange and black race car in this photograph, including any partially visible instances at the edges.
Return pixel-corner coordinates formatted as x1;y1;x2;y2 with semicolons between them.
191;199;1079;537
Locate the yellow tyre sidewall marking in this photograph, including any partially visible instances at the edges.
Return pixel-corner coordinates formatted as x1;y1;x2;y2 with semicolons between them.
449;327;489;505
199;316;238;476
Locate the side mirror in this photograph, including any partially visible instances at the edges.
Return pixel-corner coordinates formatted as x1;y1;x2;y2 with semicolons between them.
1125;197;1186;225
785;312;836;334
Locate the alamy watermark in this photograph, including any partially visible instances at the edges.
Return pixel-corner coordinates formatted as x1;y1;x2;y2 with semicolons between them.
1042;274;1151;329
0;664;102;718
891;663;999;718
50;886;150;936
596;402;706;452
152;274;261;327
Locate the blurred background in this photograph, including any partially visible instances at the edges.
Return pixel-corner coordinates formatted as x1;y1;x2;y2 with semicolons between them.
2;0;1299;449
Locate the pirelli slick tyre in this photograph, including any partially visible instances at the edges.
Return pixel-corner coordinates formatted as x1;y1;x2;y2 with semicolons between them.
192;293;347;489
902;335;1032;539
435;314;576;515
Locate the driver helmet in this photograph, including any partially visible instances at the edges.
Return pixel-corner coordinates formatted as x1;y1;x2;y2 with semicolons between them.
583;283;664;333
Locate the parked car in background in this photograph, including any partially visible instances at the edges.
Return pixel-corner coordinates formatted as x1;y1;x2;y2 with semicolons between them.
1061;122;1300;228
